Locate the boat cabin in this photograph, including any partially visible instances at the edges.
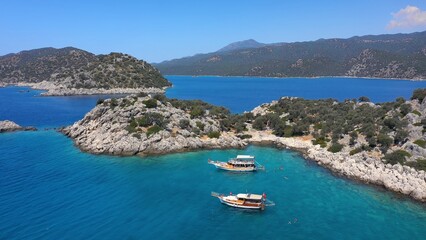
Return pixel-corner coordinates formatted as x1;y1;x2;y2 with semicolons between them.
236;193;263;203
228;155;256;167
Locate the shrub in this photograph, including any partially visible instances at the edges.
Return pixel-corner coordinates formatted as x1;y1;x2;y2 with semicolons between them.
399;103;412;116
129;119;138;128
210;106;230;117
153;94;167;103
367;136;377;148
384;150;411;165
137;113;165;127
377;133;393;148
190;106;204;118
395;97;405;105
179;119;190;129
234;121;247;133
406;159;426;171
283;125;294;137
96;98;105;105
243;112;255;121
110;98;118;108
358;96;370;102
394;130;408;145
327;143;344;153
411;88;426;102
143;99;158;108
383;117;401;130
413;139;426;148
252;116;266;130
196;121;205;131
125;125;137;133
237;134;252;139
314;123;323;130
137;92;148;98
349;131;358;146
349;147;363;155
412;110;422;116
219;118;232;131
312;137;328;148
207;131;221;138
132;133;141;139
147;125;162;136
192;127;201;135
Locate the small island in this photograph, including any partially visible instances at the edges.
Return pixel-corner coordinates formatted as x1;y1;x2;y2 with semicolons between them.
0;120;36;133
63;89;426;202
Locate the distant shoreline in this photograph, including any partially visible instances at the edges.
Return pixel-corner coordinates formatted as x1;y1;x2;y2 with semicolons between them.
165;75;426;82
0;81;167;96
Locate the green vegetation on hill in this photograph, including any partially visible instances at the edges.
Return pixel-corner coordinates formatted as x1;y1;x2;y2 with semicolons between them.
155;31;426;79
0;47;171;89
100;88;426;171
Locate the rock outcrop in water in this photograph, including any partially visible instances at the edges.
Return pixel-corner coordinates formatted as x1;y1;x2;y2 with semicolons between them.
0;120;36;133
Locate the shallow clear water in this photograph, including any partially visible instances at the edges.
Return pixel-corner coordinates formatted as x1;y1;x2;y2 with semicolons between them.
166;76;426;113
1;79;426;239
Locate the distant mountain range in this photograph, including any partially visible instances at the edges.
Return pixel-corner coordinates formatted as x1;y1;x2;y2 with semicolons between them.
0;47;171;89
217;39;266;52
155;31;426;79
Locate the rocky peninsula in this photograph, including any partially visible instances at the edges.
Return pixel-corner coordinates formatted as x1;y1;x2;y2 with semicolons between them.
62;95;245;155
63;92;426;202
14;81;165;96
0;120;36;133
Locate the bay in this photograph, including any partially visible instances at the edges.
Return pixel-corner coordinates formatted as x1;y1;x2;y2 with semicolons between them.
1;77;426;239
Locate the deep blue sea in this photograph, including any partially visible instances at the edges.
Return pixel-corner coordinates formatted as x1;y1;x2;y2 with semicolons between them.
166;76;426;113
1;77;426;239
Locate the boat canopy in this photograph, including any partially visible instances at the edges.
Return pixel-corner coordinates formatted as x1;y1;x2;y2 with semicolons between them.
236;155;255;160
236;193;263;200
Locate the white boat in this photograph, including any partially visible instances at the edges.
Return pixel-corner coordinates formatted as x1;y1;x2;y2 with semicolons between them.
211;192;274;210
208;155;264;172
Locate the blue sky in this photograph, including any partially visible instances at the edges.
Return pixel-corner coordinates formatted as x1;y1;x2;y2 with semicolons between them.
1;0;426;63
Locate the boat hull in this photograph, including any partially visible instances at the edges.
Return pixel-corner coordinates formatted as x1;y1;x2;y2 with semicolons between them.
209;161;256;172
219;198;263;210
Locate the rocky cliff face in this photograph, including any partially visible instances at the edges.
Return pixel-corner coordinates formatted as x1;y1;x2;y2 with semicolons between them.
0;47;171;95
62;95;245;155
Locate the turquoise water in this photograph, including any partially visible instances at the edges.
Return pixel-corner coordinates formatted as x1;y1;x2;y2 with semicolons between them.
166;76;426;113
1;132;425;239
1;78;426;239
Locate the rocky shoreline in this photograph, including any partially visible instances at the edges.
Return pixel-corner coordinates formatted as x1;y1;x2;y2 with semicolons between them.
62;95;245;156
0;120;36;133
61;94;426;203
11;81;165;96
246;130;426;202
